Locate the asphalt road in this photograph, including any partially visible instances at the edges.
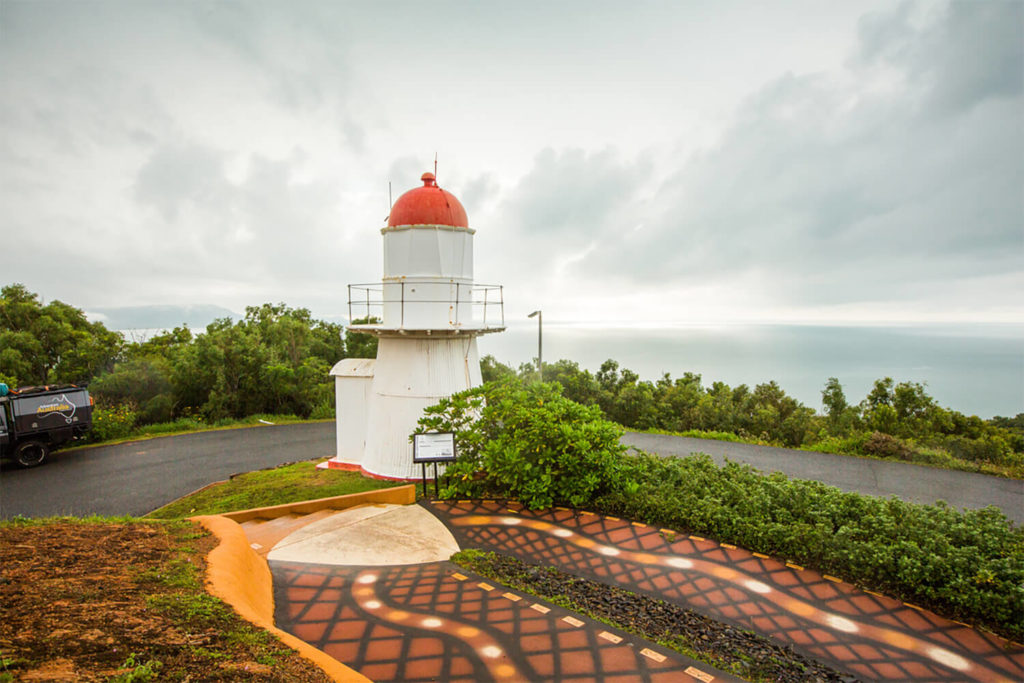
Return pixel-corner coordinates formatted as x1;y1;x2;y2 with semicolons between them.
622;431;1024;524
0;422;336;519
2;422;1021;524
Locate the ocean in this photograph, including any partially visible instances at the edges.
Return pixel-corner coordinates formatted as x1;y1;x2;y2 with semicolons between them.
477;323;1024;419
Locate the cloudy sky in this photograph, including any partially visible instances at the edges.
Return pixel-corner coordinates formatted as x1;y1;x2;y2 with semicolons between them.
2;0;1022;329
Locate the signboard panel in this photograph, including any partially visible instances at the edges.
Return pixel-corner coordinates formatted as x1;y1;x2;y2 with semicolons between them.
413;432;457;463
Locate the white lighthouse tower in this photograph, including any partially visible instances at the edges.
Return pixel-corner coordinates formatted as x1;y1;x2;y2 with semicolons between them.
325;172;505;480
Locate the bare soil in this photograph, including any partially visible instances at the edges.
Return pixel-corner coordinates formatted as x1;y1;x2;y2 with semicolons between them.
0;520;332;682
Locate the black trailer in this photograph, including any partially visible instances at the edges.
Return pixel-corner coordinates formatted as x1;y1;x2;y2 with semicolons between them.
0;385;93;467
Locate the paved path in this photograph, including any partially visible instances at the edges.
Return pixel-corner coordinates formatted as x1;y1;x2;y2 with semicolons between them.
428;500;1024;683
261;504;731;683
0;422;335;518
623;432;1024;524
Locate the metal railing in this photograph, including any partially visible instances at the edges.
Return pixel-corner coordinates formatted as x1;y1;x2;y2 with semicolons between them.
347;281;505;329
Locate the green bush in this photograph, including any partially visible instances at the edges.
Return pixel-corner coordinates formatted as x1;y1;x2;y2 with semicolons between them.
594;453;1024;641
939;434;1013;466
418;379;626;509
861;431;914;460
88;403;138;442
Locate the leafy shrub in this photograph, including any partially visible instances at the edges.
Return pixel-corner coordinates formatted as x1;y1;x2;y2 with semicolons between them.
594;453;1024;641
939;434;1013;466
310;399;335;420
861;431;914;460
418;379;626;509
88;403;138;442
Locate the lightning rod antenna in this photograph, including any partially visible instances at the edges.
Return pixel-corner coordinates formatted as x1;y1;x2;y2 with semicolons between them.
434;152;438;181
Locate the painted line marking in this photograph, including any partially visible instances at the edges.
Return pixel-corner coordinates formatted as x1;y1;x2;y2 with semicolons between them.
451;573;468;581
599;631;623;644
685;665;715;682
605;516;620;521
640;648;666;662
721;543;736;549
502;592;521;602
753;552;769;559
555;506;570;511
904;603;924;611
660;528;675;535
478;582;495;591
689;535;705;541
530;604;551;614
562;616;584;627
429;500;444;504
249;543;262;550
458;500;470;503
865;590;884;598
786;562;804;571
482;499;495;503
580;510;595;516
824;575;842;583
952;620;971;628
632;521;647;527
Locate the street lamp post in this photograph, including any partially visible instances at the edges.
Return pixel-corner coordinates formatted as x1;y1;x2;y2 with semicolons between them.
528;310;542;382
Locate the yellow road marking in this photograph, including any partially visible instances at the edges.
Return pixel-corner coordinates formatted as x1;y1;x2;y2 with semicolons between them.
599;631;623;643
640;648;666;662
478;582;495;591
823;575;842;583
530;604;550;614
562;616;584;627
785;562;804;571
502;592;521;602
451;573;468;581
753;552;769;559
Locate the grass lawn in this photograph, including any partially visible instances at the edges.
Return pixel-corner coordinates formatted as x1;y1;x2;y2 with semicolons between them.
146;459;406;519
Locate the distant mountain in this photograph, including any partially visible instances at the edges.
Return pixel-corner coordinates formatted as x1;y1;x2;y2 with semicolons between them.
85;304;240;331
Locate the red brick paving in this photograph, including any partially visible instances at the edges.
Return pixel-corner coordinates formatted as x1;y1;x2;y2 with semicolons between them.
271;558;735;682
426;499;1024;683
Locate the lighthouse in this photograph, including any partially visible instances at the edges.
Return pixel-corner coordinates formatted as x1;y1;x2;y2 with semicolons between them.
324;172;505;480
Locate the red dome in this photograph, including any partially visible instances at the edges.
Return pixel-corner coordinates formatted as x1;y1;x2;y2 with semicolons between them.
387;172;469;228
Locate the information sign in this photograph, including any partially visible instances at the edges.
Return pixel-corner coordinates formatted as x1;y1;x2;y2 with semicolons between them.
412;432;457;463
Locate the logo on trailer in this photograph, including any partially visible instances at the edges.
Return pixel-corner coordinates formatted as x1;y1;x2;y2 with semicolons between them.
36;395;76;424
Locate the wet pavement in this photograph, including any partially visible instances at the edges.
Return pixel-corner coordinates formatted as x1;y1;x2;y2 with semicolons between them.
244;500;1024;682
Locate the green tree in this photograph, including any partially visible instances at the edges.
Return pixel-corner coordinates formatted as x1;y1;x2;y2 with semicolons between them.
345;316;379;359
0;283;122;385
480;354;515;383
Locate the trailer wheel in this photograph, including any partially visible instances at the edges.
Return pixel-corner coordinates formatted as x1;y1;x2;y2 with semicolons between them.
14;441;49;468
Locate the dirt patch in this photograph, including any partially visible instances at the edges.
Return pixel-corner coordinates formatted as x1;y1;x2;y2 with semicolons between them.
0;520;332;682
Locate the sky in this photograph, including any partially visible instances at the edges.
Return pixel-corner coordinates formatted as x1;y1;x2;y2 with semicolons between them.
2;0;1022;329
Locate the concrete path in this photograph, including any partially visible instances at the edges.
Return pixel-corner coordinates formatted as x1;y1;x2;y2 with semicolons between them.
429;500;1024;683
623;431;1024;524
260;504;729;683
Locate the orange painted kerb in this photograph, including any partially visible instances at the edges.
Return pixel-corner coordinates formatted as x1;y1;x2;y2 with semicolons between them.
191;485;417;683
194;514;370;682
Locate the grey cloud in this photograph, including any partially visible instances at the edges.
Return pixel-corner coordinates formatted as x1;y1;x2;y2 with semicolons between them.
856;1;1023;113
566;15;1023;308
501;148;652;239
134;143;229;221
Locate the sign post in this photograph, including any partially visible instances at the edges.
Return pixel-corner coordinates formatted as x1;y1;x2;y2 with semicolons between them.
412;432;457;498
